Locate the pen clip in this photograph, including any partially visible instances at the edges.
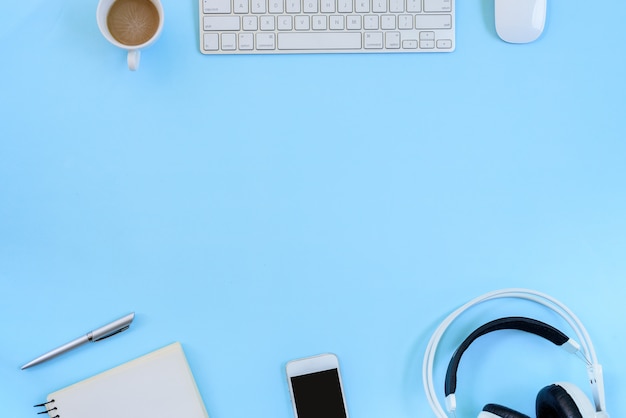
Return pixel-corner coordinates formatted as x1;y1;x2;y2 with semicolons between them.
88;312;135;342
93;324;131;341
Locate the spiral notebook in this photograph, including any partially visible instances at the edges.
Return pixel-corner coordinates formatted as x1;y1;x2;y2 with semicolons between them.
35;342;209;418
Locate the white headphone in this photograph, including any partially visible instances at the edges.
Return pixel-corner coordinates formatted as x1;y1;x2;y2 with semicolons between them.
422;288;608;418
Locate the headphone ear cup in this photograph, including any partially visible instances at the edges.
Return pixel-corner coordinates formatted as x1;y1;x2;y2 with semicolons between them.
536;383;595;418
479;403;531;418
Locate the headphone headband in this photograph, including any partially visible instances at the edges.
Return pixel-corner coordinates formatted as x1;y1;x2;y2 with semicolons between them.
444;317;573;397
421;288;607;417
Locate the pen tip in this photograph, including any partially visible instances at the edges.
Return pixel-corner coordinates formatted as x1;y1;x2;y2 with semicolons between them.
21;361;35;370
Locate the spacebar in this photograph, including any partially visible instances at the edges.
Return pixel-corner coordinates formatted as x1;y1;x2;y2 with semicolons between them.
278;33;362;50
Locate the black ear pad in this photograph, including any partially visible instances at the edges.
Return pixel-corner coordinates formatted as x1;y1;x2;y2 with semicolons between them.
482;403;531;418
536;384;585;418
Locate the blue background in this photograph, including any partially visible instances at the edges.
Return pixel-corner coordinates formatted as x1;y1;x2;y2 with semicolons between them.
1;0;625;417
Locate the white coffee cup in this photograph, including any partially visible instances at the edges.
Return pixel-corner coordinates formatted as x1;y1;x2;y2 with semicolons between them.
96;0;164;71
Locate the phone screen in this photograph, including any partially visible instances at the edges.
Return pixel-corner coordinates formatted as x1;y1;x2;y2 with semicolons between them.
290;368;347;418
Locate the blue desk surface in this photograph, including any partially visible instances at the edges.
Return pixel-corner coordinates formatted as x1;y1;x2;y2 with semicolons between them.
1;1;625;417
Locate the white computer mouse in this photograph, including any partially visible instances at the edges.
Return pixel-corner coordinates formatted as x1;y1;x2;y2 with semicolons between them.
495;0;547;43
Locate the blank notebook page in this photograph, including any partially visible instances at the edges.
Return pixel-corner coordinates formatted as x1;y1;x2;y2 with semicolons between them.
45;342;209;418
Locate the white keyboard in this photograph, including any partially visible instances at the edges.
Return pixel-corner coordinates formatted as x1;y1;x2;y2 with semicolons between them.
199;0;454;54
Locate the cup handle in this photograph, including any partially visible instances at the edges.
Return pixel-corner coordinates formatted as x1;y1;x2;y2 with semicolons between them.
127;50;140;71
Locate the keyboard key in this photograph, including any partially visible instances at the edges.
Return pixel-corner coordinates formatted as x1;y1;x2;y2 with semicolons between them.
277;15;293;29
364;15;379;30
402;39;417;48
203;33;219;50
372;0;386;13
337;0;352;12
356;0;370;13
330;15;344;29
406;0;420;12
222;33;237;49
252;0;266;13
346;15;361;29
423;0;451;12
204;16;241;30
389;0;403;12
261;15;275;29
355;0;369;13
415;14;451;29
303;0;318;12
437;39;452;49
385;31;400;48
278;32;362;49
234;0;249;12
321;0;336;12
243;16;258;29
269;0;284;12
295;15;310;29
312;15;327;29
286;0;301;12
239;33;254;49
419;31;435;40
256;33;276;49
381;15;395;29
364;32;383;48
204;0;231;13
398;14;412;29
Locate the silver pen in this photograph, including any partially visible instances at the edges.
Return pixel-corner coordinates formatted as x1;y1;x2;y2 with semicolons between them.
21;312;135;370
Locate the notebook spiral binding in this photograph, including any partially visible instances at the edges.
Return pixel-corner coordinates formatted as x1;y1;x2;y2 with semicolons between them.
34;399;59;418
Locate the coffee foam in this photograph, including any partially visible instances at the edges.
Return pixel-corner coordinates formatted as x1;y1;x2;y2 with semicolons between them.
107;0;159;46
